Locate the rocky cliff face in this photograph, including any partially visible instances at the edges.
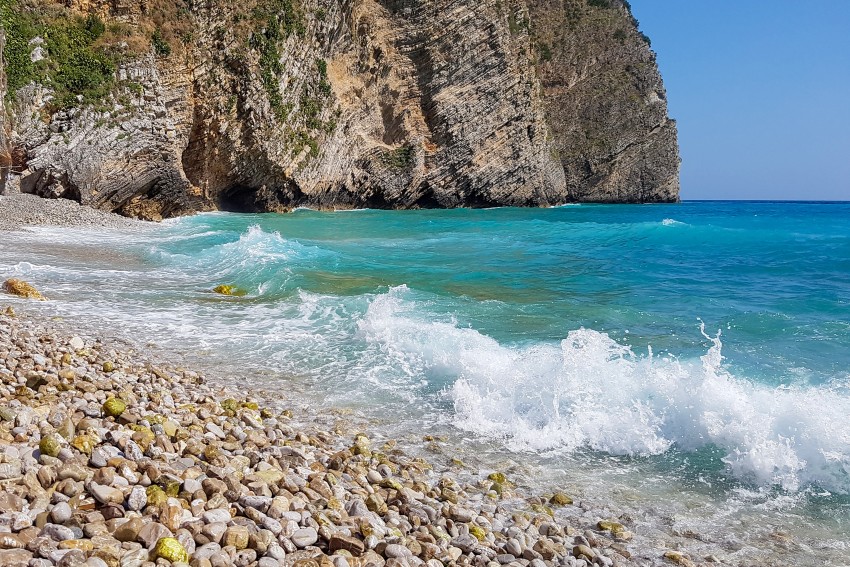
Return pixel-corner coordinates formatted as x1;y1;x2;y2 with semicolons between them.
0;0;679;219
0;28;10;188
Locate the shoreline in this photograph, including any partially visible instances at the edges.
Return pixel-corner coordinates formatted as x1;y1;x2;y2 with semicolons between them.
0;303;686;567
4;197;839;566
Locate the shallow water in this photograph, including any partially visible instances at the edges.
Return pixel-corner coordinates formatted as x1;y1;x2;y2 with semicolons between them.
2;201;849;564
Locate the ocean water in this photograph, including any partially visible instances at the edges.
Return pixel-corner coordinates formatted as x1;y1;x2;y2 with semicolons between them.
2;200;850;564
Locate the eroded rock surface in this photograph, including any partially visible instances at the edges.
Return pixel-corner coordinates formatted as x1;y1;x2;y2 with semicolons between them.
1;0;679;218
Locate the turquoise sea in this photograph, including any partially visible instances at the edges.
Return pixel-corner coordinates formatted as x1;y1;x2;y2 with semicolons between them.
2;201;850;564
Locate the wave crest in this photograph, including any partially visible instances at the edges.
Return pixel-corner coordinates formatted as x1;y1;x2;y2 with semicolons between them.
359;288;850;493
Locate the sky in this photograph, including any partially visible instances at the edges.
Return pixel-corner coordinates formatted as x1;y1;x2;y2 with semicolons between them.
630;1;850;201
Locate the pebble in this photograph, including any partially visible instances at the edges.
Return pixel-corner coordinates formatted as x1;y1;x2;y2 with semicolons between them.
113;517;143;542
126;486;147;511
265;543;286;561
202;509;231;524
89;483;124;506
505;539;522;557
223;526;250;550
205;423;226;439
290;527;318;548
89;448;109;468
0;194;147;231
329;534;365;556
137;522;172;549
123;440;144;461
182;478;202;494
49;502;72;524
193;543;222;561
385;544;413;558
41;524;76;542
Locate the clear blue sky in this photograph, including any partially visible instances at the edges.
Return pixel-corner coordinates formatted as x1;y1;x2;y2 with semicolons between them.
630;1;850;201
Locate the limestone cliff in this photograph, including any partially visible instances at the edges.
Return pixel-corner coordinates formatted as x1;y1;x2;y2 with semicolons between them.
0;0;679;218
0;28;10;188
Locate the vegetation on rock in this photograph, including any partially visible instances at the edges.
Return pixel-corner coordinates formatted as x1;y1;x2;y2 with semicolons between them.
0;1;117;107
381;146;414;169
151;28;171;57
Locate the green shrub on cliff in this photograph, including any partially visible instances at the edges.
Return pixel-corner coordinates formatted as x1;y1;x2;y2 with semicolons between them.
250;0;305;121
0;0;117;107
151;28;172;57
538;42;553;62
1;0;42;92
381;146;414;169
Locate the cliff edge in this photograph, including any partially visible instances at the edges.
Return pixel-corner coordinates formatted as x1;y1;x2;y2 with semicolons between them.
0;0;679;218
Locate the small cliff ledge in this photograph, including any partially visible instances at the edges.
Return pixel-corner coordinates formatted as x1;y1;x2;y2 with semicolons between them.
0;0;679;219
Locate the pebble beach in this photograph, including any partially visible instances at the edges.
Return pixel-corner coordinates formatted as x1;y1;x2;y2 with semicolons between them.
0;194;149;231
0;301;678;567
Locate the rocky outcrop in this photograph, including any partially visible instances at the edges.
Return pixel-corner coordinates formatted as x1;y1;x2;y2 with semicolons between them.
529;0;679;202
0;28;11;193
1;0;679;218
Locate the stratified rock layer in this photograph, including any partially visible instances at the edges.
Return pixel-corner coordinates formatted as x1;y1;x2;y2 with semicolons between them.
0;0;679;218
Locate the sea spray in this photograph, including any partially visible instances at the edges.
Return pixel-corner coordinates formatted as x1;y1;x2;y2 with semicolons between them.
445;321;850;493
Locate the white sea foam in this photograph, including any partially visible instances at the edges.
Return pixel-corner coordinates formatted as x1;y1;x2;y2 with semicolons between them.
153;225;327;293
662;218;684;226
358;287;850;493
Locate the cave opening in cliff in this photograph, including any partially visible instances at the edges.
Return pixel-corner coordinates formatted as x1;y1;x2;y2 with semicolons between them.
217;185;265;213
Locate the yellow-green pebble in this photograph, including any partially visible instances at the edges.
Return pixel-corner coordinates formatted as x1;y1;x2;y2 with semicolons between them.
530;503;554;517
153;537;189;563
146;485;168;508
162;419;178;438
164;479;181;497
213;285;247;296
213;284;235;295
469;523;486;542
597;520;627;535
39;433;62;457
102;361;115;372
102;398;126;418
380;478;404;492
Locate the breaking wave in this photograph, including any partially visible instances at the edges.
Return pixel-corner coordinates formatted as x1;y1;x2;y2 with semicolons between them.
360;287;850;493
